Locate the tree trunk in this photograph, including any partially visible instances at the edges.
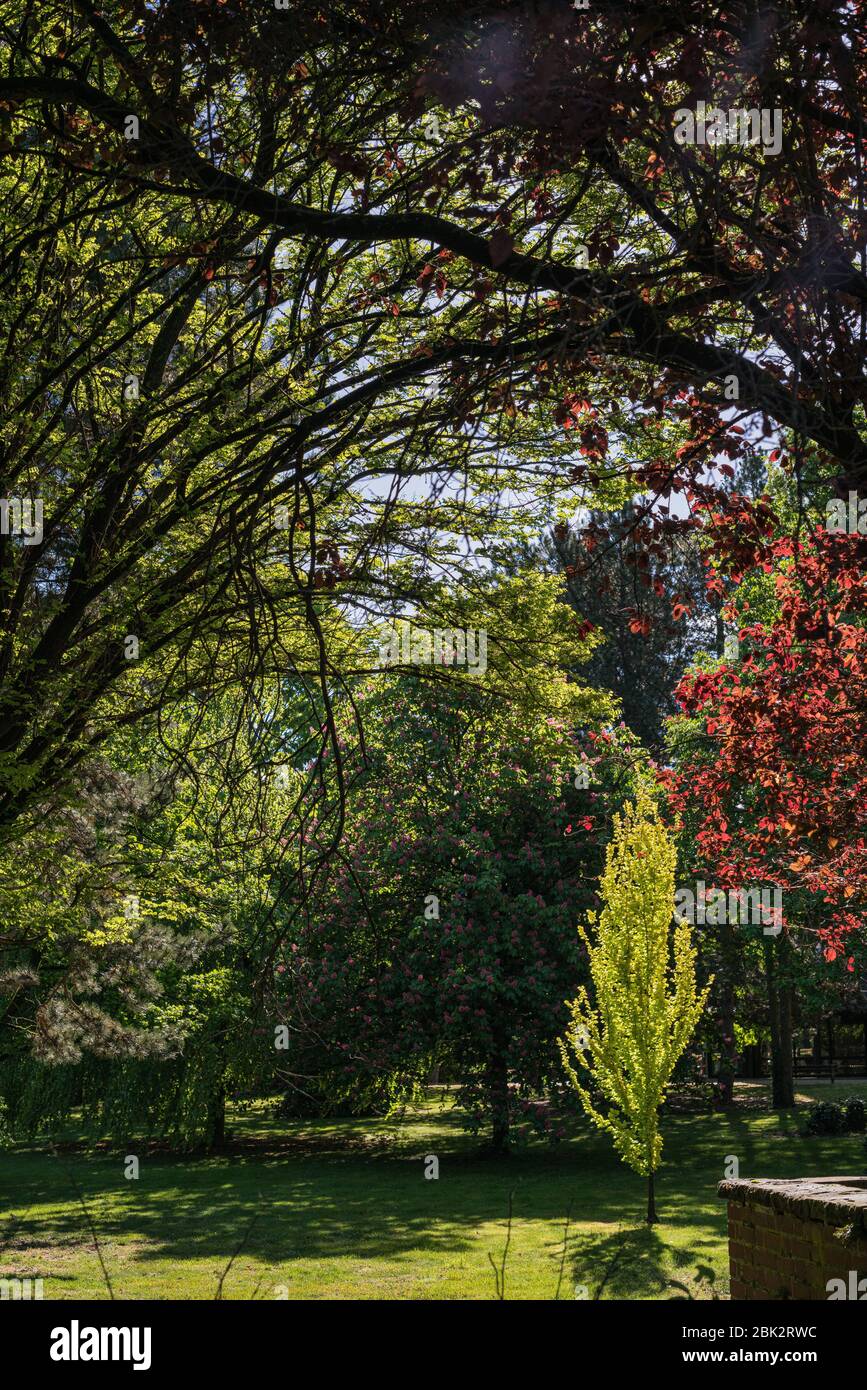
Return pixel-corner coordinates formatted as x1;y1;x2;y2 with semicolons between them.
744;1043;761;1078
780;982;795;1100
716;927;737;1105
486;1053;511;1154
764;939;795;1107
207;1083;226;1150
646;1170;658;1225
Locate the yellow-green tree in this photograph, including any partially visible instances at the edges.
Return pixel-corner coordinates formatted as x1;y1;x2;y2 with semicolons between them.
559;792;710;1224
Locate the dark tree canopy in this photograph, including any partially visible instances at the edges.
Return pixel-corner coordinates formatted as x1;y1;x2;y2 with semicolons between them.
1;0;866;828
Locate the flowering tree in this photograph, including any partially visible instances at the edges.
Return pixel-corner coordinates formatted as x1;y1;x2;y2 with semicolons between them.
284;691;649;1149
273;578;650;1148
560;792;710;1223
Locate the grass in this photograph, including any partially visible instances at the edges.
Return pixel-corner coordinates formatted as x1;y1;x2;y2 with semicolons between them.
1;1080;865;1300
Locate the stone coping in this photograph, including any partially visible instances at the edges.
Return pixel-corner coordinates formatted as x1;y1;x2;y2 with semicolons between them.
719;1176;867;1229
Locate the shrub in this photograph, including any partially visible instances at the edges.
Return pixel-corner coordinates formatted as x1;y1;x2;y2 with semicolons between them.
803;1095;867;1136
803;1100;848;1136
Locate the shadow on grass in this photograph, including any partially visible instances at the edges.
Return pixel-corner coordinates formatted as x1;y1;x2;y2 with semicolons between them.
2;1126;724;1270
1;1095;863;1288
568;1223;727;1300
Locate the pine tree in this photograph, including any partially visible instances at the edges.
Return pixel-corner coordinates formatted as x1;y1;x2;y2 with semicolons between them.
559;791;711;1223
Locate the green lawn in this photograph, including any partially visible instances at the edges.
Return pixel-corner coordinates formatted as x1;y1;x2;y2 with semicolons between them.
2;1081;865;1300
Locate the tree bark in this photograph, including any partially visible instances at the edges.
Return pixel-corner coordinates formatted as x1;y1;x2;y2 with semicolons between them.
764;939;795;1107
646;1171;658;1225
716;923;738;1105
207;1082;226;1150
780;982;795;1100
486;1053;511;1154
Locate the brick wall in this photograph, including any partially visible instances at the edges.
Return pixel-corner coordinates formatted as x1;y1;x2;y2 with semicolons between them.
720;1177;867;1300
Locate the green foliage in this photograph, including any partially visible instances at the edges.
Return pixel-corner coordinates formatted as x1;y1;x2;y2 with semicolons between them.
560;792;711;1184
275;582;649;1145
0;695;292;1146
802;1096;866;1137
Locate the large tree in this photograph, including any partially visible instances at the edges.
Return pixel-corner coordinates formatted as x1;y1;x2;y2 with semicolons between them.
271;575;650;1149
2;0;867;841
666;519;867;1104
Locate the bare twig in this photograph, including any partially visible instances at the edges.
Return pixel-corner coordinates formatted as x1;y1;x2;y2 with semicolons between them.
214;1204;262;1301
487;1189;514;1301
554;1202;574;1301
63;1165;115;1301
